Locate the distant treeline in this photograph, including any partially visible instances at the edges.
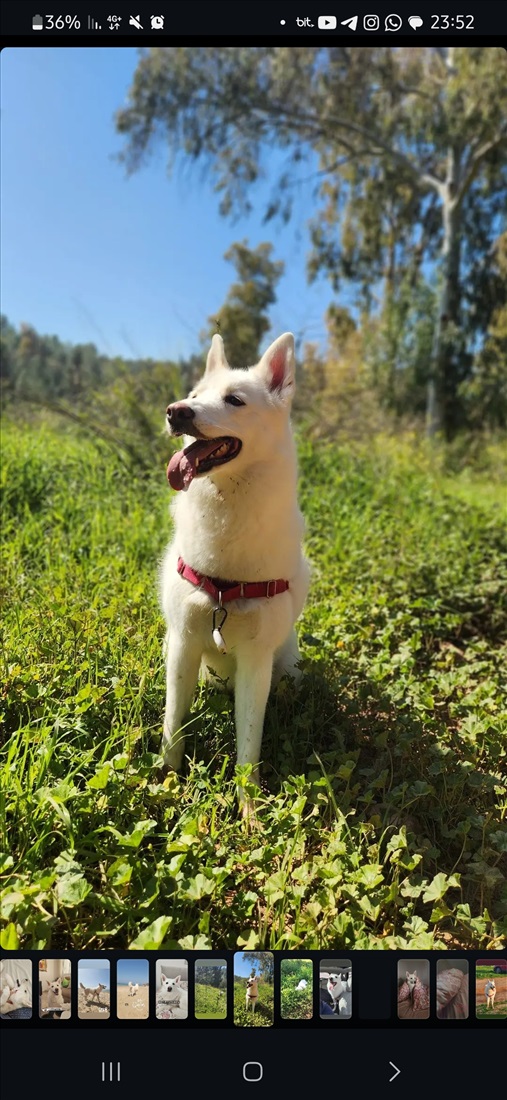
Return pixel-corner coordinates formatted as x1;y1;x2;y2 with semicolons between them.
0;314;197;405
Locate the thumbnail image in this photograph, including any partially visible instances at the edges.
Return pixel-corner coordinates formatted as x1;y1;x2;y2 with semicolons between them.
155;960;188;1020
436;960;468;1019
319;959;352;1018
78;959;110;1019
195;959;227;1020
475;959;507;1019
397;960;430;1020
234;952;274;1027
39;958;71;1019
280;958;313;1020
0;958;32;1019
116;958;149;1020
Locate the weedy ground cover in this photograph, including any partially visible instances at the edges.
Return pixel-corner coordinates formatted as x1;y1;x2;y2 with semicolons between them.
233;980;273;1027
1;420;506;951
194;982;227;1019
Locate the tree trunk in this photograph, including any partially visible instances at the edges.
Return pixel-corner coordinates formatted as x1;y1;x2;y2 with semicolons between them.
426;191;461;437
426;51;463;439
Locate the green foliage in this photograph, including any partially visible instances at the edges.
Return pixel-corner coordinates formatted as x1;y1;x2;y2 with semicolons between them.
205;240;284;368
280;958;313;1019
1;420;506;951
195;982;227;1018
364;279;436;418
233;979;273;1027
461;231;507;430
0;316;191;473
115;46;507;435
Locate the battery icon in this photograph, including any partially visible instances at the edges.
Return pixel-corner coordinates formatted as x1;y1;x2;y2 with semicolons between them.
32;14;43;29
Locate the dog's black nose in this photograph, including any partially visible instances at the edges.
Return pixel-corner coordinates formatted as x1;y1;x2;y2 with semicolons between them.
166;401;195;429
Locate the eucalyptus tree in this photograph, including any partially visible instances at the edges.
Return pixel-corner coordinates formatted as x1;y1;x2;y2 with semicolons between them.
204;240;284;367
116;46;507;436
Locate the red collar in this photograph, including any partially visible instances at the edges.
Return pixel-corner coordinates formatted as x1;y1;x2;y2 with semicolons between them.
177;556;289;603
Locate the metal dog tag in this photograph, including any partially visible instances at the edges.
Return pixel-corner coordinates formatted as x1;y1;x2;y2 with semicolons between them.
212;605;228;654
213;627;227;653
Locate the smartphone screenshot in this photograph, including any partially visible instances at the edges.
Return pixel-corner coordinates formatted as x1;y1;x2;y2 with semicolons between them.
1;7;505;1093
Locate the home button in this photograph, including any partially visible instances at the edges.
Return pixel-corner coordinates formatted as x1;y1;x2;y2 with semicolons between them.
243;1062;263;1082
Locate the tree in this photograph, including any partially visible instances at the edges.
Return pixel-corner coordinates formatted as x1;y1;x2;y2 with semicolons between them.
115;45;507;436
204;240;284;367
461;231;507;429
241;952;274;983
0;315;17;393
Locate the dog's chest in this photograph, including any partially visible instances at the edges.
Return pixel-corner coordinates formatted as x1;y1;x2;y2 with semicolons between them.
174;476;302;581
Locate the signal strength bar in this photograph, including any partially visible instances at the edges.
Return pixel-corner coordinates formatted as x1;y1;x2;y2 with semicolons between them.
88;16;102;30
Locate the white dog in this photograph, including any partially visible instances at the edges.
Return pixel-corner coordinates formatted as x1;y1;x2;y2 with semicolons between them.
485;979;496;1009
161;332;310;811
159;974;188;1018
341;968;352;992
406;970;418;1000
80;981;105;1006
327;973;347;1015
246;976;259;1012
296;979;308;991
46;977;64;1010
1;973;31;1014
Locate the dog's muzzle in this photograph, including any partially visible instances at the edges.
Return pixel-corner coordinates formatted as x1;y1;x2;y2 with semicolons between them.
166;401;196;434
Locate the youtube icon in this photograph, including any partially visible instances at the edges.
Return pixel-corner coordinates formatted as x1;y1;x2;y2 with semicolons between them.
318;15;337;28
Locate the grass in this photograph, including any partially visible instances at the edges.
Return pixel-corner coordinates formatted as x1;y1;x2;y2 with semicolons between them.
233;979;273;1027
1;418;506;951
280;958;313;1019
194;982;227;1019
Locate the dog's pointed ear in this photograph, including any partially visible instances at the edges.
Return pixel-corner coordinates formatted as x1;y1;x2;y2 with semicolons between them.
256;332;295;399
205;333;229;375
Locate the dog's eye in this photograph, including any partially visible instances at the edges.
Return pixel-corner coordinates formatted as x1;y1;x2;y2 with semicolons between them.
224;394;245;406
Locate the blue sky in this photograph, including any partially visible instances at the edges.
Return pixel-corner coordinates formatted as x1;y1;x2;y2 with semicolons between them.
234;952;273;978
78;959;110;988
117;958;149;985
1;47;337;364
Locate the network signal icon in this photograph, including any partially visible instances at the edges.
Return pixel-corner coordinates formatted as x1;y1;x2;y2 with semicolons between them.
87;16;102;30
341;15;358;30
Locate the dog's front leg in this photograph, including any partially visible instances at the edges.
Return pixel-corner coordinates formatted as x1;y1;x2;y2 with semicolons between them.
234;649;273;812
162;629;201;770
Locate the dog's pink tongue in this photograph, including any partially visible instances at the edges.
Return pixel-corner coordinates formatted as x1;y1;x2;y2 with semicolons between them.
167;438;224;492
167;448;196;492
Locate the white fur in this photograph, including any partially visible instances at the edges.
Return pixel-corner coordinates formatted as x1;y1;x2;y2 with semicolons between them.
80;981;105;1005
1;973;31;1013
327;973;344;1013
326;971;351;1015
159;974;188;1018
47;977;64;1009
406;970;418;998
485;979;496;1009
160;332;310;808
246;976;259;1012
